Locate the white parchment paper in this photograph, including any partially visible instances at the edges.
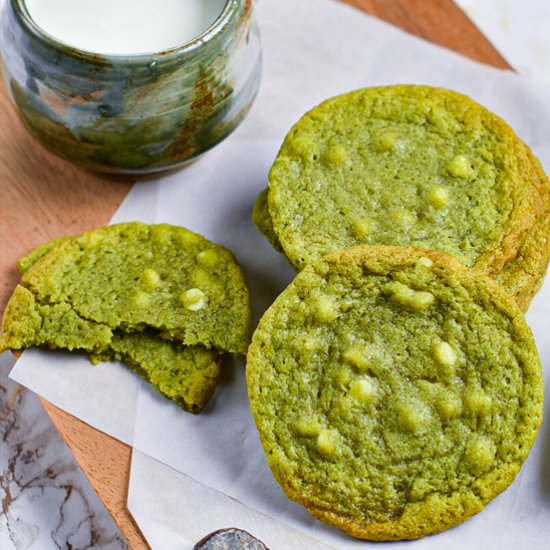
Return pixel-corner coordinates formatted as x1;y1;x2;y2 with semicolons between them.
10;0;550;547
456;0;550;84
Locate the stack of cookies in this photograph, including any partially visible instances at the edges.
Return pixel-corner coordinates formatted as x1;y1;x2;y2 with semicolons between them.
254;85;550;311
248;86;547;539
1;222;251;413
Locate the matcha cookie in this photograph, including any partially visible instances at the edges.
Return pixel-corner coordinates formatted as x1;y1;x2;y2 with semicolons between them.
496;149;550;309
20;222;251;354
252;188;283;253
0;285;221;413
247;246;543;540
96;332;221;414
1;222;250;412
258;85;550;309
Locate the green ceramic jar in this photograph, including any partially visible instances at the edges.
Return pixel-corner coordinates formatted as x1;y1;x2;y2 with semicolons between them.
1;0;261;177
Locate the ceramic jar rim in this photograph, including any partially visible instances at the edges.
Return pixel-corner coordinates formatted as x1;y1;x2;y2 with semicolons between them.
12;0;240;65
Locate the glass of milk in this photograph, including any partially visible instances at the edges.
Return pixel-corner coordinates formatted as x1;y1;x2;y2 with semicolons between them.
0;0;262;177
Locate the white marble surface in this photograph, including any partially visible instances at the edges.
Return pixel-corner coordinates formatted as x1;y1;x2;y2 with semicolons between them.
2;1;550;549
0;352;127;550
0;0;123;546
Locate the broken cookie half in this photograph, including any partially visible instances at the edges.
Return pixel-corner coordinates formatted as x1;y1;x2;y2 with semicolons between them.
1;222;251;413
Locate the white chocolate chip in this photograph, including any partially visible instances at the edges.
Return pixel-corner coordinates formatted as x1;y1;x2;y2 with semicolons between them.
416;257;433;268
343;343;387;374
197;249;219;267
385;281;435;312
317;429;338;457
376;131;403;153
352;218;374;241
464;388;492;416
140;268;161;291
291;135;319;160
180;288;207;311
77;231;104;249
313;296;339;322
324;144;349;166
436;392;462;421
349;377;377;405
295;420;322;437
433;342;457;367
428;186;450;209
464;436;496;473
448;154;475;179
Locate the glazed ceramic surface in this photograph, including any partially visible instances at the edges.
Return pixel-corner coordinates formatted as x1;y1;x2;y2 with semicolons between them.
0;0;261;177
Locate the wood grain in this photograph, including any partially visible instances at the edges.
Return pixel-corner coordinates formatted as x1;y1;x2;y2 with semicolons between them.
0;1;510;548
0;98;131;318
40;398;148;549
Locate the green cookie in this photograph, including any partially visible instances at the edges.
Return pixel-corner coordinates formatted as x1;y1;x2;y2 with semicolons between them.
247;245;543;540
258;85;550;310
1;222;251;412
20;222;251;354
0;285;221;413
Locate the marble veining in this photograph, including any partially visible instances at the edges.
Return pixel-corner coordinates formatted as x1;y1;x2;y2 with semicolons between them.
0;352;127;549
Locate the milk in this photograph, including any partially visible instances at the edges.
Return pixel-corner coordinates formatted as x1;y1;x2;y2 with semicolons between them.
24;0;227;55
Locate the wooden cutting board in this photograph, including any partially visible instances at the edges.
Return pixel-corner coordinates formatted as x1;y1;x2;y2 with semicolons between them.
0;1;509;547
